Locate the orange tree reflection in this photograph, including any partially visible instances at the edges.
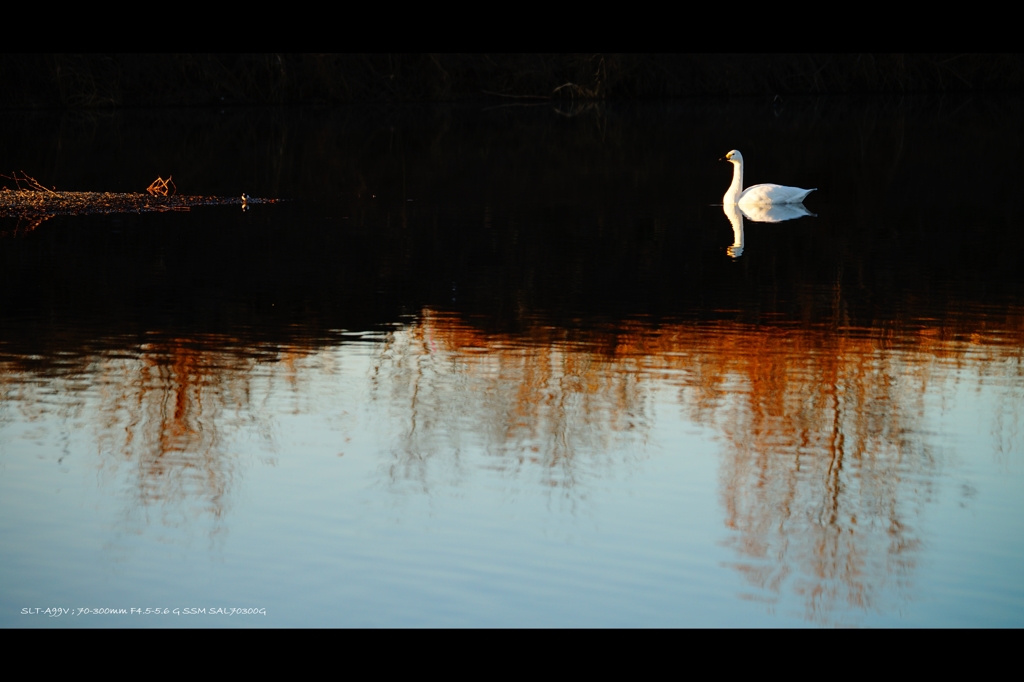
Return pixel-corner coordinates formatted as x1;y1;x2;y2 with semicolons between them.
376;309;1024;621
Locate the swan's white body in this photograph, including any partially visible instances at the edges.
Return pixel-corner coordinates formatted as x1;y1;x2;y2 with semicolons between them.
722;150;815;207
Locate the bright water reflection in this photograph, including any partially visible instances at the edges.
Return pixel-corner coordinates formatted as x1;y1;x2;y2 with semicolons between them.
723;203;815;259
376;311;1024;623
739;203;814;223
3;310;1024;625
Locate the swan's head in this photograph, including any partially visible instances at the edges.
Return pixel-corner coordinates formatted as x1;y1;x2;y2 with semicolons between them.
721;150;743;164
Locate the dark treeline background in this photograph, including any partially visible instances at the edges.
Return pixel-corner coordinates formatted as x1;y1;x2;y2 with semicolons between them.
3;54;1023;108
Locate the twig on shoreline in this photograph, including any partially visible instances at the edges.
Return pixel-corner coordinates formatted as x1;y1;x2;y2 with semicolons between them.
146;176;177;197
553;83;599;99
1;171;58;195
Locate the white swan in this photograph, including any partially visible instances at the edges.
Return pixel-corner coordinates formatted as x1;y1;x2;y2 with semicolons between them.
722;150;815;207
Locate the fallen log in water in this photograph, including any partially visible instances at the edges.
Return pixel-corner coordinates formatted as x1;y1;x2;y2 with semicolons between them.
0;172;277;236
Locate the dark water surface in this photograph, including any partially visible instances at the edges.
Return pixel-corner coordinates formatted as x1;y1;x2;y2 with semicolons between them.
2;98;1023;626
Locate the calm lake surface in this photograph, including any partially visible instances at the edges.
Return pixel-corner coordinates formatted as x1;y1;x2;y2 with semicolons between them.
2;98;1023;626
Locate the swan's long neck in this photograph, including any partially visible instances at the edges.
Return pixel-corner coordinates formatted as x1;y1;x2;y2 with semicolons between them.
724;159;743;204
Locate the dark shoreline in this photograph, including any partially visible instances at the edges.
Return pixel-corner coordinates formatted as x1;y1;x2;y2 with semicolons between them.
3;54;1022;110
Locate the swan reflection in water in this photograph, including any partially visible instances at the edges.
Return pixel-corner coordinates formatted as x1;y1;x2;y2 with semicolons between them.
723;202;815;259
